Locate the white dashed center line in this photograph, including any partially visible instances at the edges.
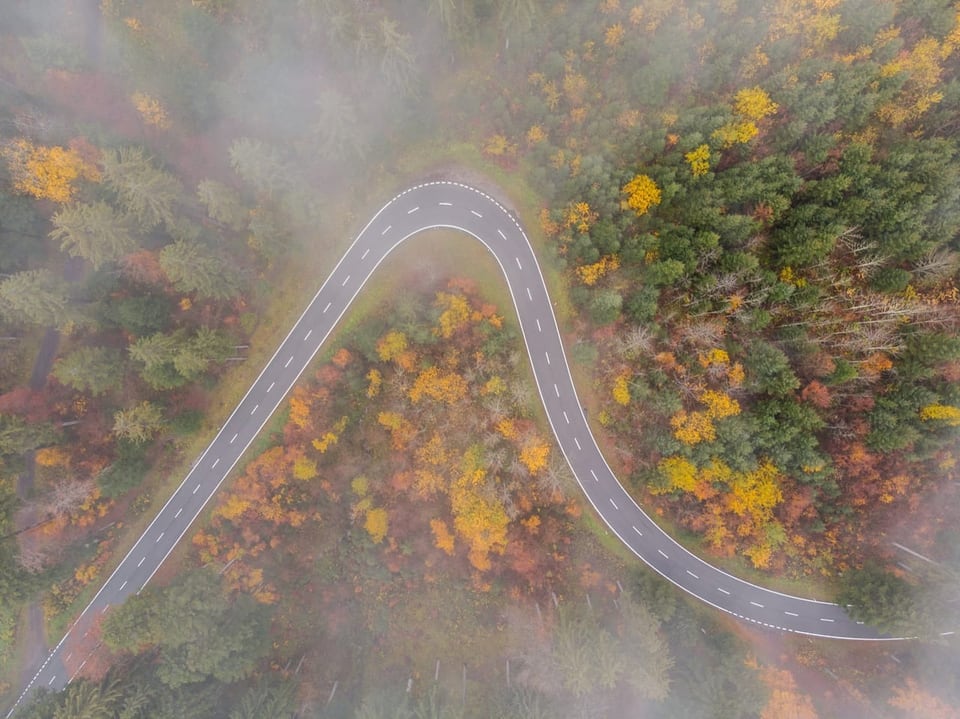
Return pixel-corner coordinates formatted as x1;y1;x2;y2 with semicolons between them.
750;601;764;608
230;433;238;443
381;225;391;235
193;484;201;494
175;507;183;518
407;206;419;214
48;676;56;685
156;532;164;543
657;549;669;559
574;437;582;450
304;329;312;341
471;209;482;218
590;469;599;482
632;525;643;536
686;570;699;579
717;587;731;595
284;356;293;368
609;498;618;510
212;457;220;469
515;257;522;270
120;580;127;591
250;404;259;415
267;381;275;393
137;556;146;567
361;248;370;259
341;275;350;286
323;302;331;313
439;201;452;206
544;351;550;365
536;318;542;332
527;287;533;301
497;229;506;240
820;617;835;623
784;611;799;617
553;383;559;397
563;410;569;424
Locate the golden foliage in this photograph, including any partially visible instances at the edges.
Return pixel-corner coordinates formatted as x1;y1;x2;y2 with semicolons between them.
431;518;456;555
759;666;818;719
2;139;101;203
292;455;318;481
657;456;698;493
364;507;389;544
684;144;711;177
434;291;471;338
612;372;631;406
526;125;547;144
520;439;550;475
482;375;506;395
671;409;716;444
482;134;517;159
376;330;408;362
712;120;759;148
920;403;960;426
733;86;779;120
409;366;468;404
699;390;741;419
622;174;662;216
605;23;625;47
576;254;620;286
131;91;171;129
365;368;382;398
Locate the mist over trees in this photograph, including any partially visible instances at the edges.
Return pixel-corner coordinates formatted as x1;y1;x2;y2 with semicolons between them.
1;0;959;716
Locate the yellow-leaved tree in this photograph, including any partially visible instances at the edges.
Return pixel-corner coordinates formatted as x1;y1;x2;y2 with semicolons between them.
2;139;100;203
622;174;662;216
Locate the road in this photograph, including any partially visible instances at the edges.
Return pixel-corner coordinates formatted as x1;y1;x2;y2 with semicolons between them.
9;179;918;714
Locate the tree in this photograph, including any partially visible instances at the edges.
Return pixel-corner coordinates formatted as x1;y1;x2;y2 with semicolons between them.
196;179;248;232
102;147;184;230
743;341;799;396
378;17;418;95
49;201;137;269
622;174;661;216
0;269;76;329
836;564;925;636
53;346;124;396
103;569;269;689
158;239;240;300
1;139;100;203
312;88;366;161
228;138;290;197
50;675;122;719
229;681;297;719
0;414;57;456
112;402;164;443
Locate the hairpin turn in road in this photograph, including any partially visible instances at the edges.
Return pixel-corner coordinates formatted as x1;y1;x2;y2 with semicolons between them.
12;179;927;716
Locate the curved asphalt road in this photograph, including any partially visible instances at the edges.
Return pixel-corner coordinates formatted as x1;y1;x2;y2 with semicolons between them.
11;179;929;714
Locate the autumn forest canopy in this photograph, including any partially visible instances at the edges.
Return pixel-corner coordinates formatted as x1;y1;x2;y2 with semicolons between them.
1;0;960;717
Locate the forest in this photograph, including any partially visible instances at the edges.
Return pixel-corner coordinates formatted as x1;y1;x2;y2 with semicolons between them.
0;0;959;716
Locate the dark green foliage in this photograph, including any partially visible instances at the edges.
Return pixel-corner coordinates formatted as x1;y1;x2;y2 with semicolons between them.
743;341;799;397
52;345;124;396
102;569;270;689
96;440;150;499
836;563;930;637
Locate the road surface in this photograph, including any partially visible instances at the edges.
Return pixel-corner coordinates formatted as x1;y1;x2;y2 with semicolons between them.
9;179;916;715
